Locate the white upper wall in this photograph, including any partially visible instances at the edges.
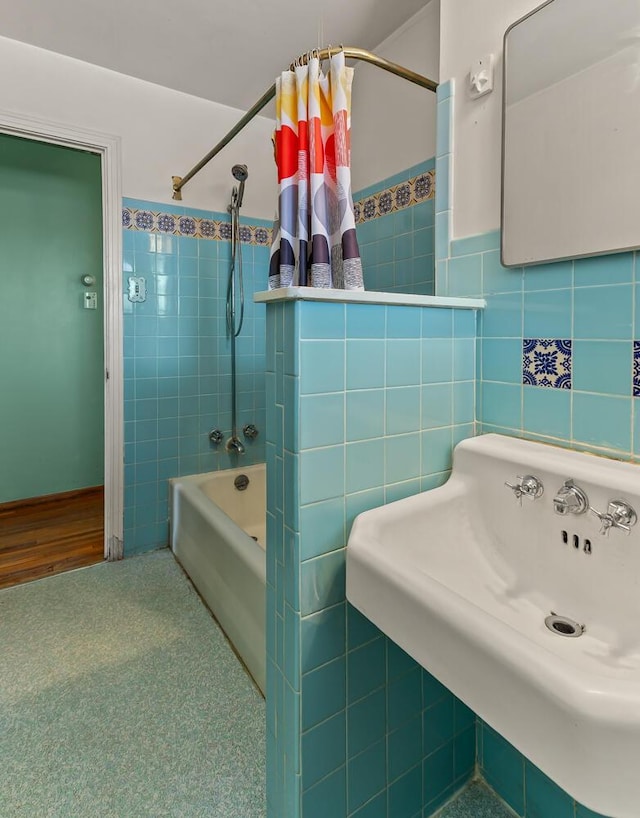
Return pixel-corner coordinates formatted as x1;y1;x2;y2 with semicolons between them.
351;1;440;192
0;36;277;218
439;0;539;238
0;0;431;110
0;2;440;218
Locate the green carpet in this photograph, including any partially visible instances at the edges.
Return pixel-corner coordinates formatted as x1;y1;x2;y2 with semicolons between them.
0;550;265;817
437;780;517;817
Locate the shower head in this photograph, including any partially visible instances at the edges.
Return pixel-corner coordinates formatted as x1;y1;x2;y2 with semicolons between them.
231;164;248;209
232;164;248;182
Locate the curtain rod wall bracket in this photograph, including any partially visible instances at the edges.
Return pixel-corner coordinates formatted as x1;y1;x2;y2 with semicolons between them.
170;45;438;200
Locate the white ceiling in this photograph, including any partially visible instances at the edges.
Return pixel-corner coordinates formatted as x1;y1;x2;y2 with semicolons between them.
0;0;431;110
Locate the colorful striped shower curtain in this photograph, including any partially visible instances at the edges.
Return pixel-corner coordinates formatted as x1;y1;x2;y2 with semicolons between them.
268;51;364;290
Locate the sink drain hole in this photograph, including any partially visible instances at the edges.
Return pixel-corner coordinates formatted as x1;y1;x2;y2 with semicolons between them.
545;613;585;638
234;474;250;491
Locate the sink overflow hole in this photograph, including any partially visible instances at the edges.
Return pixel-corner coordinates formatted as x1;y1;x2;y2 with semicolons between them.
560;530;591;554
545;613;585;638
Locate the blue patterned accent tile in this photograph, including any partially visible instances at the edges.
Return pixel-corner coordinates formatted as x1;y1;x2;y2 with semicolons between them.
634;341;640;397
522;339;572;389
122;206;272;245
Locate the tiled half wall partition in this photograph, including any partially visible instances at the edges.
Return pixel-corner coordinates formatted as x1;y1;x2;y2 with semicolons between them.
354;159;436;295
122;198;271;554
265;298;479;818
434;79;621;818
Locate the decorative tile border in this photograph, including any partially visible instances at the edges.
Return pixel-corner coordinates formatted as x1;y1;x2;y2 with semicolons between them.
354;170;435;224
123;168;435;241
523;339;572;389
122;207;273;245
634;341;640;397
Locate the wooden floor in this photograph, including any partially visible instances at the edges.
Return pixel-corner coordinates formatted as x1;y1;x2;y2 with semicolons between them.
0;486;104;590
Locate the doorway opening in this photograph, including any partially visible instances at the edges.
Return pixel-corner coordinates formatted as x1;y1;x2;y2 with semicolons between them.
0;134;104;586
0;112;123;583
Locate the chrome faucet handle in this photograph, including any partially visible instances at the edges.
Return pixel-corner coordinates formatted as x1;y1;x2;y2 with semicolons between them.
589;500;637;537
553;479;589;516
209;428;223;445
504;481;524;504
243;423;259;440
505;475;544;505
590;509;616;536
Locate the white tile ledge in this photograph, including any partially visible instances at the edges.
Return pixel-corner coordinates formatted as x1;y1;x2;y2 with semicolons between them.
254;287;485;310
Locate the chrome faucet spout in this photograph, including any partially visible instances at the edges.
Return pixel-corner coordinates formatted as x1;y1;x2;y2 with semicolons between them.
552;479;589;516
225;436;245;455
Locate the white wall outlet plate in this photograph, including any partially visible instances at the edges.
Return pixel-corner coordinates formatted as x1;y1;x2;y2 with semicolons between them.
469;54;494;99
128;276;146;303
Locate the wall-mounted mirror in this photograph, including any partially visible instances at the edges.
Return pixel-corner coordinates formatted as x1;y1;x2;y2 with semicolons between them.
501;0;640;267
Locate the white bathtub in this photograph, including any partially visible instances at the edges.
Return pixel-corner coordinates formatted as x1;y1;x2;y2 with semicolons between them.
169;464;266;694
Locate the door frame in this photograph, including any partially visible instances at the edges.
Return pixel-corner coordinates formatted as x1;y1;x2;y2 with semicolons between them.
0;109;124;560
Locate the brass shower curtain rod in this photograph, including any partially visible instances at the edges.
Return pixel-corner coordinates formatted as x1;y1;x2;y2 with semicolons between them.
171;45;438;200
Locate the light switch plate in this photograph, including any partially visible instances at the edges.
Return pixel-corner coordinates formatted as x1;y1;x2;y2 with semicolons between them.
469;54;494;99
84;292;97;310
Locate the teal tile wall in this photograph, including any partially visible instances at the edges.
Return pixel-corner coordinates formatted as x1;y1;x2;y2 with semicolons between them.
434;79;617;818
354;160;435;295
446;229;639;462
265;299;479;818
478;725;609;818
122;198;269;554
435;79;640;462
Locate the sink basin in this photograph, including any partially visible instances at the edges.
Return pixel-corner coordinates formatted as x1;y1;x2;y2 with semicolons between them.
346;433;640;818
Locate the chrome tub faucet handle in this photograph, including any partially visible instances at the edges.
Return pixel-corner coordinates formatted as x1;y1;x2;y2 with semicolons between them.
209;428;223;445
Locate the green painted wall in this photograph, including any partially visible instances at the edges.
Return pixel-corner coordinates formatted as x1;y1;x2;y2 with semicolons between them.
0;134;104;503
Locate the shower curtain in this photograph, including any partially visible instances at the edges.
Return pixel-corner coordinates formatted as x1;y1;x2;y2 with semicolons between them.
268;50;364;290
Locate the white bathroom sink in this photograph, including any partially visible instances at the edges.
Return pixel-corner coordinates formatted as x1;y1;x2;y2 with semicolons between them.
347;433;640;818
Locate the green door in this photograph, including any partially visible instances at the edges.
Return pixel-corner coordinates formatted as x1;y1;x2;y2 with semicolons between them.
0;134;104;503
